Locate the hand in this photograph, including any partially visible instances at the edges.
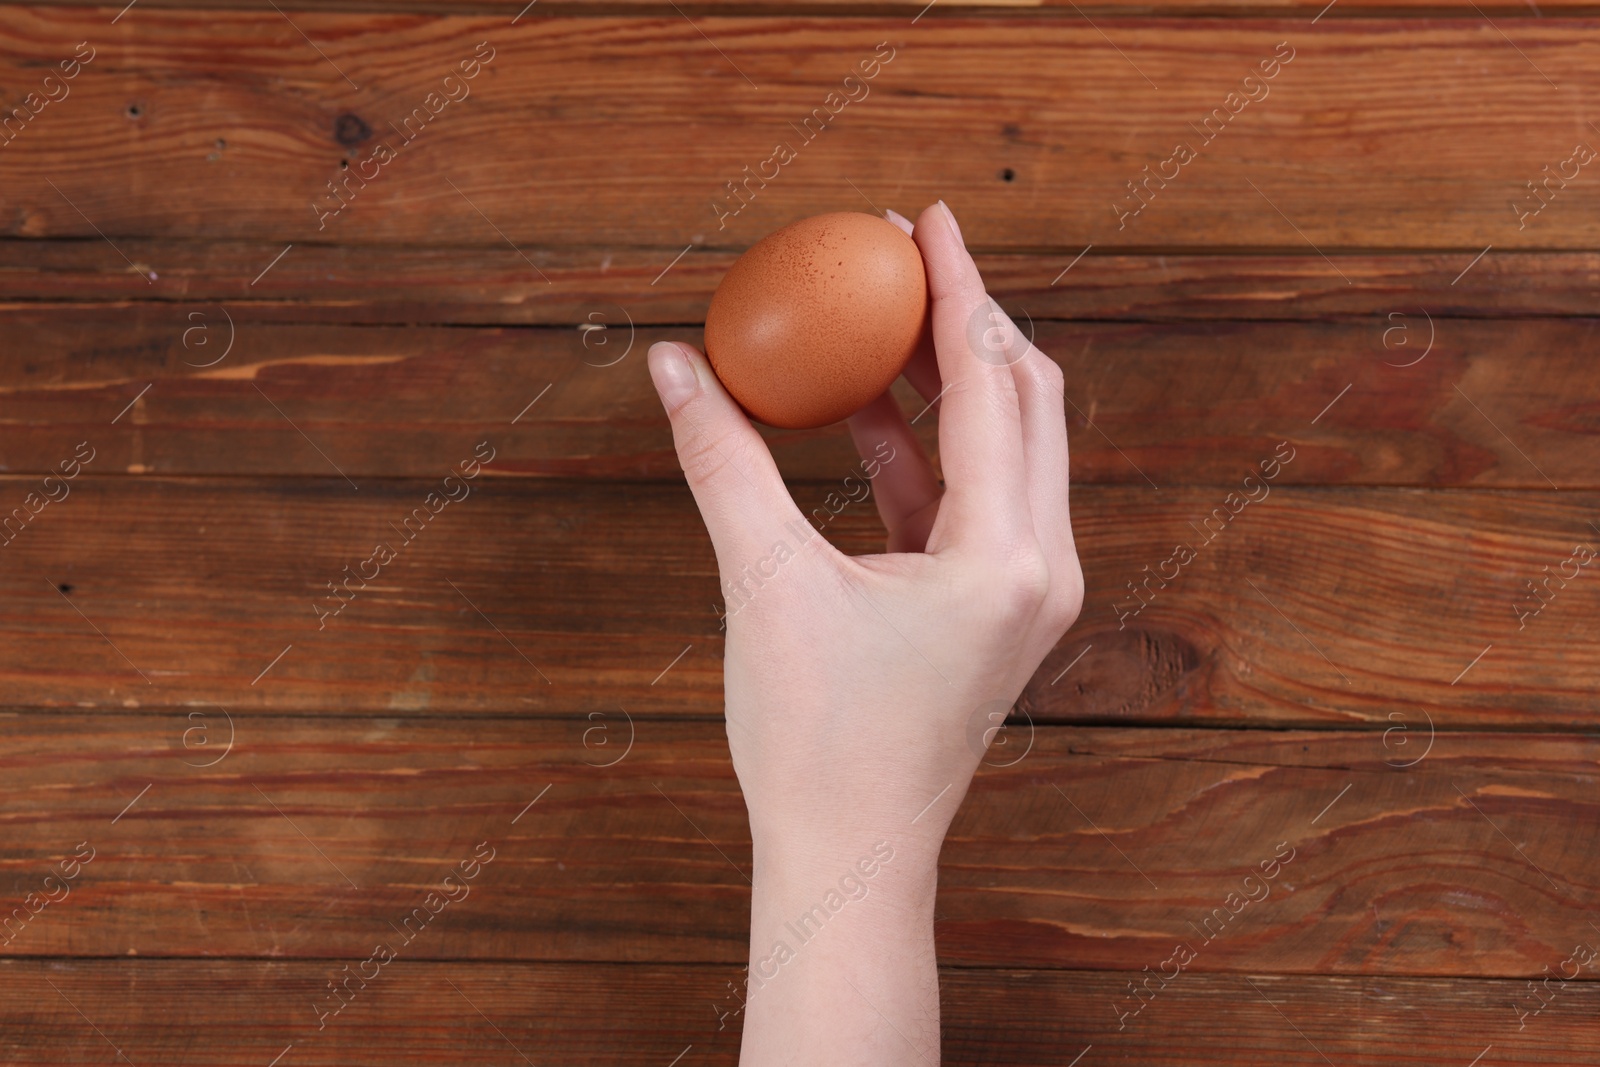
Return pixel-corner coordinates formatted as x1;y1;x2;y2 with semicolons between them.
648;200;1081;1063
651;199;1081;859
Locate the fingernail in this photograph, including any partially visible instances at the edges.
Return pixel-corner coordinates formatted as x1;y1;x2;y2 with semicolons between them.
937;199;964;244
648;342;699;409
885;207;913;230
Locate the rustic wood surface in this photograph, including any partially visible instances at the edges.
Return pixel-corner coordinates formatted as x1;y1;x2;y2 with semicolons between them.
0;961;1593;1066
0;718;1596;978
0;480;1596;722
4;14;1600;249
3;0;1595;1061
15;0;1600;12
2;311;1597;487
7;245;1600;323
2;961;1593;1066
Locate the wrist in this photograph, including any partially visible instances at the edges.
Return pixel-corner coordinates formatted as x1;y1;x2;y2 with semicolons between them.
739;827;944;1062
751;823;941;891
740;775;970;882
747;831;941;962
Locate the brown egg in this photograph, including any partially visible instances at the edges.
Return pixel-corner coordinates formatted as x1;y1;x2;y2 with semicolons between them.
704;212;929;429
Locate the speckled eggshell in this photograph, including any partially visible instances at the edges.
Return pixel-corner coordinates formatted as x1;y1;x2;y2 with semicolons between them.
704;212;929;430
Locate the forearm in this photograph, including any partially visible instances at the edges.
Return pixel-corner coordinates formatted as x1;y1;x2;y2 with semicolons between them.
739;834;942;1066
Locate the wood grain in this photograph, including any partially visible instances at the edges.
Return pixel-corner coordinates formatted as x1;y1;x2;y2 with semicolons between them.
14;0;1600;14
4;13;1599;248
8;244;1600;323
1;480;1595;722
4;310;1597;488
1;960;1590;1066
0;718;1595;976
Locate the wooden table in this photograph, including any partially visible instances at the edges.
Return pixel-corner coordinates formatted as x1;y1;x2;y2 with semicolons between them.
1;1;1597;1062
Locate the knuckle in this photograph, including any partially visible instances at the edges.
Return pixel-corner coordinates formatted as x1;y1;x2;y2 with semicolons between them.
965;540;1081;635
1048;556;1086;634
981;540;1052;624
677;424;746;487
1009;546;1054;611
981;359;1023;414
929;261;986;307
1031;351;1065;392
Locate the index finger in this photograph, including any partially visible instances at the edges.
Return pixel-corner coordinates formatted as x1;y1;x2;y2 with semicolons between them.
912;201;1033;553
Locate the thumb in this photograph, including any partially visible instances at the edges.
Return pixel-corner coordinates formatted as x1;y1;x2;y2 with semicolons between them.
648;341;812;569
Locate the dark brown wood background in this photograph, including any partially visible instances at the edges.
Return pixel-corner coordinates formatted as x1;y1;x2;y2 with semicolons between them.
2;0;1598;1063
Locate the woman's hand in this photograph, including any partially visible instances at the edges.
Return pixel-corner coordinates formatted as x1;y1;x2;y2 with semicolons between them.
648;200;1082;1064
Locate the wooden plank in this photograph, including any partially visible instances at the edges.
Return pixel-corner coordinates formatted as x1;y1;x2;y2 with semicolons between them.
0;960;1592;1066
5;311;1598;488
4;14;1600;249
8;244;1600;323
0;480;1596;722
11;0;1600;14
0;718;1596;976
